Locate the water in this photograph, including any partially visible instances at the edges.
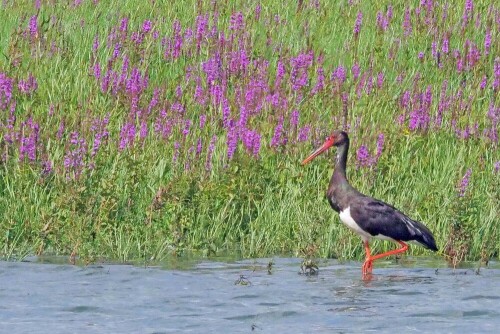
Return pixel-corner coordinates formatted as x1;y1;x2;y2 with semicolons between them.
1;257;499;333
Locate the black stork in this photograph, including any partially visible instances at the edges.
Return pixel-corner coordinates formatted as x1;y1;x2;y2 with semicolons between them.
302;130;438;277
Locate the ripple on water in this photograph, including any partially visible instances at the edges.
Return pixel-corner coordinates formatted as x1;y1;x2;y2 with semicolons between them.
462;295;500;301
64;306;102;313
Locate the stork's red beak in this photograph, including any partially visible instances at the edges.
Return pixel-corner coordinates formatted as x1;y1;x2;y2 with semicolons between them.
301;136;335;165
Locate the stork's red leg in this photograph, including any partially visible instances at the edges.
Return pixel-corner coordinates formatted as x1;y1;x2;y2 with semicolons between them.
362;241;373;275
362;241;408;277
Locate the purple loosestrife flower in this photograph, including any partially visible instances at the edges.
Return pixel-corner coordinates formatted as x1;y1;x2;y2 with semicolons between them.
252;132;261;157
210;84;222;106
140;121;148;142
28;15;38;38
91;115;110;155
375;133;384;162
400;90;411;110
456;57;464;73
275;60;286;88
93;62;101;80
175;85;183;99
298;125;311;142
365;75;374;95
196;138;203;157
92;34;99;53
376;11;383;30
311;67;325;95
182;119;192;138
238;105;248;129
226;123;238;160
255;3;261;20
199;114;207;129
101;70;111;93
290;52;313;91
466;40;481;68
119;122;136;151
19;118;39;162
494;161;500;174
271;116;284;148
377;72;384;89
205;135;217;171
120;17;128;34
142;20;152;33
241;129;261;157
18;73;38;95
222;98;231;128
64;132;87;180
486;103;499;144
458;168;472;197
403;7;412;36
57;120;65;139
386;4;393;19
442;37;449;54
41;159;53;176
493;57;500;91
351;63;360;80
332;64;348;84
195;14;209;53
480;75;487;89
184;146;194;171
290;110;299;129
462;0;474;27
0;72;13;110
172;142;180;163
146;88;160;116
376;11;389;31
353;11;363;38
356;145;371;168
229;11;244;31
484;29;491;55
431;41;438;59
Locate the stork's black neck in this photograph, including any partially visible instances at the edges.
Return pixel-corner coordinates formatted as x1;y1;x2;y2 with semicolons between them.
334;139;348;179
327;136;361;212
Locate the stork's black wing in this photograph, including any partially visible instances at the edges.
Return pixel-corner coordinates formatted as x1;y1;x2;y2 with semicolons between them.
349;197;438;251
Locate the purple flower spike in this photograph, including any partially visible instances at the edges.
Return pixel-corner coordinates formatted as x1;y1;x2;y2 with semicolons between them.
271;116;284;148
484;29;491;55
226;123;238;160
375;133;385;161
403;7;412;36
462;0;474;27
28;15;38;38
142;20;152;33
458;168;472;197
0;72;14;110
351;63;360;80
356;145;371;167
205;135;217;171
494;161;500;174
377;72;384;89
353;11;363;38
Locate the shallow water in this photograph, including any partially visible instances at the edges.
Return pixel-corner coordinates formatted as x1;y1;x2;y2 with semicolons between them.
1;257;499;333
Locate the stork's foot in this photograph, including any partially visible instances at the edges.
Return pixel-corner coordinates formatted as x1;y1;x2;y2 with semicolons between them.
362;259;373;275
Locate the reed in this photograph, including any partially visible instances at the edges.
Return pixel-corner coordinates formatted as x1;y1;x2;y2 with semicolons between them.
0;0;498;264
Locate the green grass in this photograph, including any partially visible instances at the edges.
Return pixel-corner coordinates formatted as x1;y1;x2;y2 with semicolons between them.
0;0;498;264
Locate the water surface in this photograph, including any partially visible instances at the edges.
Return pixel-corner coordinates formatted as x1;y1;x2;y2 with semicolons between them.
1;257;499;333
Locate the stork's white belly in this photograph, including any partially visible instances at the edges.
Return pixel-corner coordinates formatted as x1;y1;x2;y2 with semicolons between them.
339;207;371;239
338;206;396;242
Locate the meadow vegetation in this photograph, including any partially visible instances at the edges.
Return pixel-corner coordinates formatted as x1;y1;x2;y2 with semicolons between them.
0;0;498;265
